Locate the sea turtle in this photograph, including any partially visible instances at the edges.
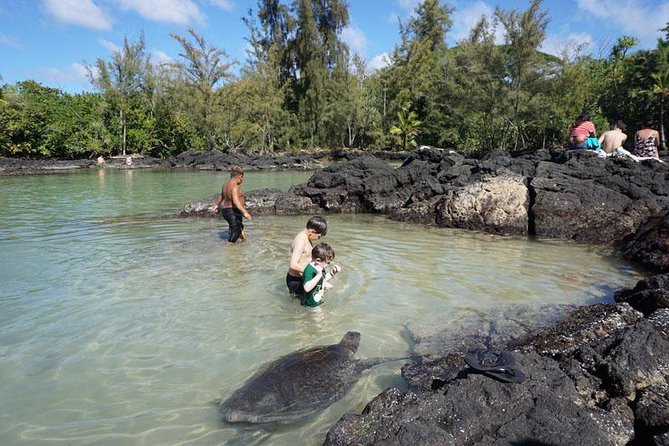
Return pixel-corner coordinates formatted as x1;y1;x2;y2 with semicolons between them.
219;331;401;424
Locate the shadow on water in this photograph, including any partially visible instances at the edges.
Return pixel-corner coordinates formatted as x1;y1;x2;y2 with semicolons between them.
0;172;646;446
509;441;556;446
219;411;322;446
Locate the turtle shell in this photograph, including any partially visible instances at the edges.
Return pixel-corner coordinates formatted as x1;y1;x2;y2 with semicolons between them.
219;331;362;424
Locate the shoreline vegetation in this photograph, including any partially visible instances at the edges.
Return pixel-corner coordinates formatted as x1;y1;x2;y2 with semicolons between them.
1;146;665;178
2;2;668;165
0;148;410;176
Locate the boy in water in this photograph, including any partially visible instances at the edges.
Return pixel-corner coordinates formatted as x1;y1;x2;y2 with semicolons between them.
301;243;341;307
286;216;328;295
210;166;252;244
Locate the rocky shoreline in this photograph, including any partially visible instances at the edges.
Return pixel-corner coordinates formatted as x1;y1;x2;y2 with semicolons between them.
181;147;668;272
5;147;668;444
0;148;408;176
178;146;668;445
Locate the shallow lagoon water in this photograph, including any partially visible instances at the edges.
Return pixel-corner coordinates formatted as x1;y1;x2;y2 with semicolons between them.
0;168;642;445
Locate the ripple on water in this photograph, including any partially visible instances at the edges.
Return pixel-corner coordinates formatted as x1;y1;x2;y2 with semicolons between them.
0;173;645;446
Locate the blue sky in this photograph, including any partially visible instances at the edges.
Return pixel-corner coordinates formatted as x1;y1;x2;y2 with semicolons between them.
1;0;668;94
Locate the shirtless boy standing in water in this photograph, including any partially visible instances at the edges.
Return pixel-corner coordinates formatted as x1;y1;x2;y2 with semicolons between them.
210;166;252;244
286;216;328;296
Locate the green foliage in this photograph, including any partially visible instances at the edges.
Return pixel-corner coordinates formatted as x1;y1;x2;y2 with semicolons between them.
383;0;453;146
0;81;107;158
171;29;235;151
90;33;153;156
3;5;668;158
390;106;421;150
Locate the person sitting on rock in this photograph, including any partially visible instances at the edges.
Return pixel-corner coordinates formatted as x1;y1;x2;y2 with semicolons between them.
568;112;596;150
598;120;627;154
634;121;660;160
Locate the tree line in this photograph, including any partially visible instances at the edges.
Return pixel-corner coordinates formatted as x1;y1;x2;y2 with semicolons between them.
1;0;667;159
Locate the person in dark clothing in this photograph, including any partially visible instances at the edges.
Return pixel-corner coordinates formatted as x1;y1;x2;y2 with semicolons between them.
211;166;252;244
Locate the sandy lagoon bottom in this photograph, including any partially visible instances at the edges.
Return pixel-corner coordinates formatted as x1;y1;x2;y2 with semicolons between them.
0;170;642;445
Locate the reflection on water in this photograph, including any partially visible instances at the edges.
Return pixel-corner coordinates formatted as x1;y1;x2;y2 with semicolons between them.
0;169;642;445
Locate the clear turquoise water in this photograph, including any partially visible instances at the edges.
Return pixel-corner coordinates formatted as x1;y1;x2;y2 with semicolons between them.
0;168;642;445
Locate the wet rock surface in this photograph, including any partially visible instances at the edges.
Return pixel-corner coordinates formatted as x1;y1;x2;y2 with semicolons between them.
171;148;669;443
618;210;669;273
615;274;669;316
325;274;669;446
0;149;407;176
7;147;668;444
180;146;668;272
0;155;169;174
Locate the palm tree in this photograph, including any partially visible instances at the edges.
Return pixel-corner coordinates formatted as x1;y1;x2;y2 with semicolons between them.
651;45;669;150
390;106;422;150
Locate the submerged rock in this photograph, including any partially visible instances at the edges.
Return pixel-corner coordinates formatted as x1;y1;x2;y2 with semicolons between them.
324;273;669;445
325;352;636;446
179;146;669;272
615;273;669;316
173;148;669;443
218;332;403;424
618;210;669;273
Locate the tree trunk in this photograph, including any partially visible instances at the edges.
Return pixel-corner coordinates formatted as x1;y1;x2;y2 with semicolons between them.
120;109;127;156
660;96;667;150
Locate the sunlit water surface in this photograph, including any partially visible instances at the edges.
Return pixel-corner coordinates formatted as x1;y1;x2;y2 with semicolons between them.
0;168;642;445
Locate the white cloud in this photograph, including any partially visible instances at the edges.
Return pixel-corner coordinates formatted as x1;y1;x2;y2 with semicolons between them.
368;52;391;72
207;0;234;12
576;0;600;14
451;1;504;45
40;62;91;84
396;0;420;11
151;49;172;66
577;0;669;46
342;25;368;56
0;33;22;49
43;0;112;31
385;13;400;25
99;38;120;53
541;32;594;59
117;0;204;25
71;62;89;78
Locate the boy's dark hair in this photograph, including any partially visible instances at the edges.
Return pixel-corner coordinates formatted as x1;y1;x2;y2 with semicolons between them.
612;120;625;130
312;242;335;262
230;166;244;178
306;216;328;236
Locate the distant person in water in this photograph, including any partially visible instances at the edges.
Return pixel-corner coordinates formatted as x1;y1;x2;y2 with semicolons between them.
568;112;596;150
301;242;341;307
210;166;252;244
287;216;328;296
